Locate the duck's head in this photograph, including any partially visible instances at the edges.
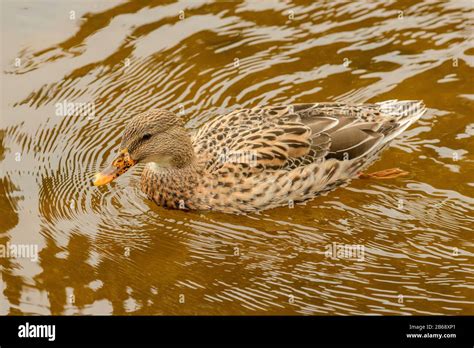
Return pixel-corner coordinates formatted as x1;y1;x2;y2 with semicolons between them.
93;109;193;186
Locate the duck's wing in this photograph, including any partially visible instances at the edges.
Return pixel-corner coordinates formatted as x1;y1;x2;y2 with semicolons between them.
293;101;425;162
192;105;322;173
192;101;425;174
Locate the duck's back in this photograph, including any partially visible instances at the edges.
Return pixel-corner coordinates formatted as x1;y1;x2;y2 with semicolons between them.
190;101;425;213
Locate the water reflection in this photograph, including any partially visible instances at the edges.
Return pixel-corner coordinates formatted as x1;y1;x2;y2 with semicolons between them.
1;0;473;315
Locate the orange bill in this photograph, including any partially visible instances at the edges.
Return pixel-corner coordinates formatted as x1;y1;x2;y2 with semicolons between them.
93;149;136;186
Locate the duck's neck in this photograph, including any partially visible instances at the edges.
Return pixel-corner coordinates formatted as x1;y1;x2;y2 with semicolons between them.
140;160;200;209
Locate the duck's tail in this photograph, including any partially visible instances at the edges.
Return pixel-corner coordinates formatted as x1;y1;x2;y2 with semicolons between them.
375;99;426;143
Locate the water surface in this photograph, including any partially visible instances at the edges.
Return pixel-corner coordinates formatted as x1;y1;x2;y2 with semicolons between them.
1;0;473;315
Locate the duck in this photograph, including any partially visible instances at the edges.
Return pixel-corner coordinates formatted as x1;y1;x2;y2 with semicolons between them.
93;100;425;213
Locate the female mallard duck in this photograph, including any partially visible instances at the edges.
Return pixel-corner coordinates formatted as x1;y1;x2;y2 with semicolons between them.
94;100;425;213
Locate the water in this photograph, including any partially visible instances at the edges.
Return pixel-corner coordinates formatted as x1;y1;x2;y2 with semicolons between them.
1;0;473;315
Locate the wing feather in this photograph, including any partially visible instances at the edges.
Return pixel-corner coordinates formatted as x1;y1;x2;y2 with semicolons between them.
191;101;422;175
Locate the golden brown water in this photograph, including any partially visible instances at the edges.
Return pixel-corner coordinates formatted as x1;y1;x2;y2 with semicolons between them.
1;0;473;315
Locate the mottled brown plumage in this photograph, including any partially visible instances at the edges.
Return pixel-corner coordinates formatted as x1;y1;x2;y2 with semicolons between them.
95;100;425;213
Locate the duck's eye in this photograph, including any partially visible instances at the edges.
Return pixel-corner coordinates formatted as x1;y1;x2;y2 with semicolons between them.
141;133;152;141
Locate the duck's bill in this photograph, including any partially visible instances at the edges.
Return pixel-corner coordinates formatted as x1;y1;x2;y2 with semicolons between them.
93;149;136;186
